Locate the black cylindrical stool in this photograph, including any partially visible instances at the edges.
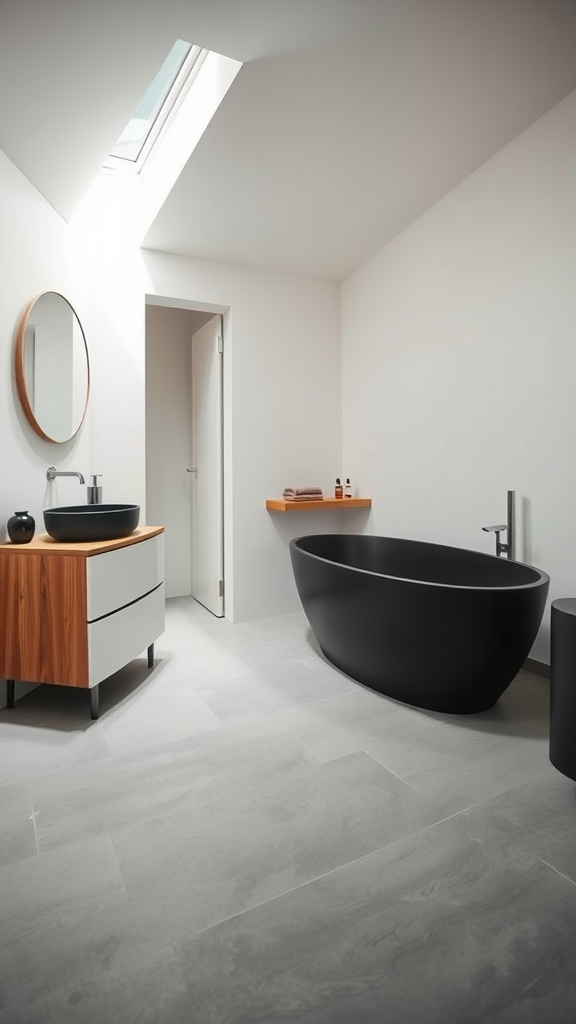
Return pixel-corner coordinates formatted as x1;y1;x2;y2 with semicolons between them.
550;599;576;781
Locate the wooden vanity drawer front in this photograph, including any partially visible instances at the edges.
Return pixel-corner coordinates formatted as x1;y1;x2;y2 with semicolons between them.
0;551;88;686
87;535;164;621
88;583;165;686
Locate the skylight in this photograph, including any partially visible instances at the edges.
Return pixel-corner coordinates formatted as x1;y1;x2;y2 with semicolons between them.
106;39;206;170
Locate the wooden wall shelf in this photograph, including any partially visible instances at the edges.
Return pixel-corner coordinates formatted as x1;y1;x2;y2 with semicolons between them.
266;498;372;512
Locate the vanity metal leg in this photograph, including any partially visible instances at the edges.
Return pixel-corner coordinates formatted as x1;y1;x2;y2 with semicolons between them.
147;643;154;669
6;680;15;709
90;685;100;720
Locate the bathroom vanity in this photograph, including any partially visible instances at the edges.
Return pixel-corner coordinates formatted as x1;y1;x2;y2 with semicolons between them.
0;526;164;719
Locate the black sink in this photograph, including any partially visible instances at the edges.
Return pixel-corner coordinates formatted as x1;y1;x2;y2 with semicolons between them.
43;504;140;542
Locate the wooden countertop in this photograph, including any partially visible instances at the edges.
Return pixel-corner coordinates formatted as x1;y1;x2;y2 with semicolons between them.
266;498;371;512
0;525;164;557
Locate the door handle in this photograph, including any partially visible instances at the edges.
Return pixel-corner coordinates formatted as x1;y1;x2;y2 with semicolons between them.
186;467;197;475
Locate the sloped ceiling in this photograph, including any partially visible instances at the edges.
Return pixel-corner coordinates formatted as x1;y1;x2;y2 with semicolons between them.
2;0;576;280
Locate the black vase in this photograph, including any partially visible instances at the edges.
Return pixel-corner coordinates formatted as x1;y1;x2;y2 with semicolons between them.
7;510;35;544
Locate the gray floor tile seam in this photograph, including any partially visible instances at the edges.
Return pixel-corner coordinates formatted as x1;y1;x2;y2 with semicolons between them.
28;713;332;808
453;764;560;820
0;740;116;791
170;684;225;730
97;831;129;898
86;754;366;868
538;857;576;890
516;720;550;740
221;635;319;658
170;675;361;731
426;767;574;843
370;727;553;794
509;764;559;790
145;748;370;821
0;829;131;896
174;802;493;949
21;723;221;791
100;721;115;761
261;684;358;714
402;765;558;823
96;751;432;896
22;746;132;794
184;682;360;723
300;742;323;764
403;710;543;743
174;833;435;949
348;736;478;792
349;747;424;794
29;735;198;795
28;781;39;858
518;972;547;998
191;776;576;943
31;724;322;800
98;704;222;753
29;750;327;851
421;801;480;829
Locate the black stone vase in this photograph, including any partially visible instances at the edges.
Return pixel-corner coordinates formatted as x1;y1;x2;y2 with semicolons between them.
7;510;35;544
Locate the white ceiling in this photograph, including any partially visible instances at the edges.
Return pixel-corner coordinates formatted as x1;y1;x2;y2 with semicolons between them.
2;0;576;281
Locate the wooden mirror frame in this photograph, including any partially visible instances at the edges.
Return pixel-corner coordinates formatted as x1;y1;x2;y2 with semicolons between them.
15;291;91;443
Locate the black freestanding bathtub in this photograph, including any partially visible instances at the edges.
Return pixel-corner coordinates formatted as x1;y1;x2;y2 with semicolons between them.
289;534;549;714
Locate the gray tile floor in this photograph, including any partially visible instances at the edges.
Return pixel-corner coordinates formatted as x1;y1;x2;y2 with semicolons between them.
1;597;575;1023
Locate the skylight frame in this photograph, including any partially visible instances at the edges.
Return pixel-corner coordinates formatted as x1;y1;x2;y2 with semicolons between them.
104;41;208;174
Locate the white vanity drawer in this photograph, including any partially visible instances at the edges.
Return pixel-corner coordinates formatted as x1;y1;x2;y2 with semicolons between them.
88;583;165;686
87;534;164;621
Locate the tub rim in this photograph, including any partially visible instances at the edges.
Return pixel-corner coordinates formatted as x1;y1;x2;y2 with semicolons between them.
290;534;550;593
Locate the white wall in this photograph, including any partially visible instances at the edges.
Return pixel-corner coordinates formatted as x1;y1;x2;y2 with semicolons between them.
145;304;213;598
144;250;342;621
0;147;150;706
0;148;149;521
341;89;576;664
0;150;90;706
0;150;91;524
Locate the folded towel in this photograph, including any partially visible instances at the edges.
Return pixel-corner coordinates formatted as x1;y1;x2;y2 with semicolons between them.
282;491;323;499
283;494;324;501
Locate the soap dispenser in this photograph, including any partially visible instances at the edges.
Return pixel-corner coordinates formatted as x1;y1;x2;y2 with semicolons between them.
87;475;103;505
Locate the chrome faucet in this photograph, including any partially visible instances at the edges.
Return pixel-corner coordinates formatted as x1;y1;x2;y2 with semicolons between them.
46;466;85;485
482;490;516;559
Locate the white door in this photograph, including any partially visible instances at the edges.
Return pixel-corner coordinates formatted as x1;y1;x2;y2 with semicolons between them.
191;315;224;616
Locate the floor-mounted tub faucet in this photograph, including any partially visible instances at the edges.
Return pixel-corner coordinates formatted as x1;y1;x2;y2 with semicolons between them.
482;490;516;559
46;466;85;485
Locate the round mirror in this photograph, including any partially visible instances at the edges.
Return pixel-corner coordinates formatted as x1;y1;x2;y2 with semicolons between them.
15;291;90;443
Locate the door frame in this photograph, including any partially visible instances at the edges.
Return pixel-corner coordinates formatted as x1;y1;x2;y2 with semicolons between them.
191;313;224;616
144;294;232;619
